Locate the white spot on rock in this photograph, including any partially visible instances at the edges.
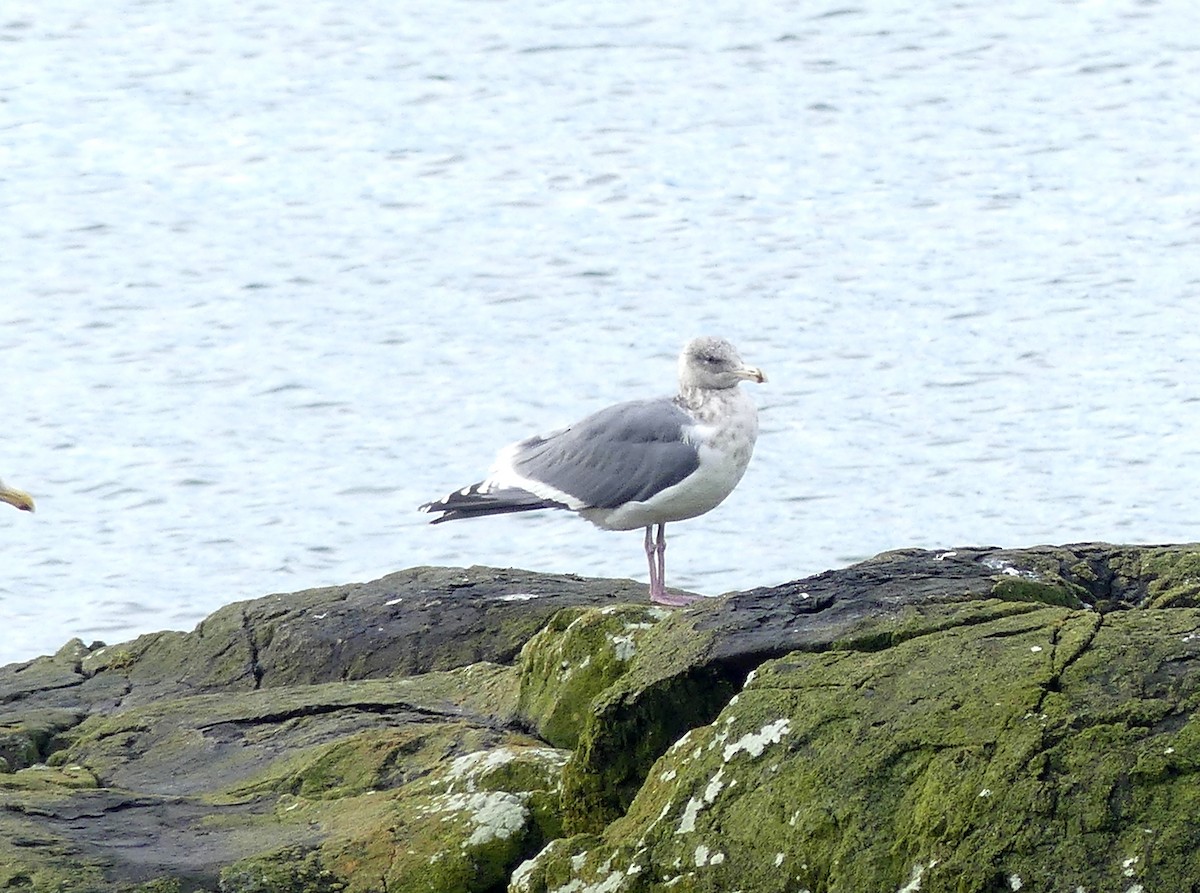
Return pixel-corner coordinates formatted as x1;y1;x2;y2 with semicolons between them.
675;767;728;834
896;860;937;893
510;857;538;892
609;634;637;661
704;767;726;802
677;797;703;834
446;748;516;790
444;746;566;794
554;872;625;893
433;791;529;848
723;719;791;762
668;731;694;753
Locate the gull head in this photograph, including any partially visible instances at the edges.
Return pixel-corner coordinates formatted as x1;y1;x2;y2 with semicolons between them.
678;336;767;391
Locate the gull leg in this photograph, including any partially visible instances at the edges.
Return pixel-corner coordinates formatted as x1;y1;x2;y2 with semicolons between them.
644;526;661;600
655;523;667;592
649;523;701;606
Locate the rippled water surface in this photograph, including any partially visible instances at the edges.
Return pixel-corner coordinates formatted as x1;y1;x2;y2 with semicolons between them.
3;0;1199;664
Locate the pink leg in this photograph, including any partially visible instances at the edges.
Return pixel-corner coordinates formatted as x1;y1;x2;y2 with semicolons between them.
654;523;666;591
647;523;701;606
644;525;661;599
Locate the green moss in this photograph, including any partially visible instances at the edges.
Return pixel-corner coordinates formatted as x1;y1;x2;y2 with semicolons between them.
522;606;1200;893
437;744;568;799
0;847;109;893
55;663;521;799
0;728;39;773
831;599;1044;652
0;764;99;792
517;605;672;749
246;786;540;893
525;788;565;843
104;649;138;671
508;835;605;893
0;710;86;772
219;848;339;893
1069;559;1099;585
129;880;185;893
1138;547;1200;608
221;722;495;803
215;722;567;892
555;609;730;835
990;576;1086;608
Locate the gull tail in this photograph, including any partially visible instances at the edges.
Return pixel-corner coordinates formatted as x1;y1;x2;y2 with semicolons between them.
419;482;566;524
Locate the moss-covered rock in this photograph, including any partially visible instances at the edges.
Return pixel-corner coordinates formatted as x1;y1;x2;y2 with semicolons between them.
218;734;570;893
1;655;558;892
518;604;673;749
514;603;1200;892
558;619;736;835
218;848;339;893
6;548;1200;892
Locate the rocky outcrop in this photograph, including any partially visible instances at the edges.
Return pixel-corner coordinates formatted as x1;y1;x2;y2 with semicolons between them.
3;547;1200;892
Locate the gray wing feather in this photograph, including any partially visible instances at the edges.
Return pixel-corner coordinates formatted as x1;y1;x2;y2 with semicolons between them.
511;398;699;508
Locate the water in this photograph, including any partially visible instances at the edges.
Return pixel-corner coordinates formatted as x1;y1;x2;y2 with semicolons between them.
3;0;1199;665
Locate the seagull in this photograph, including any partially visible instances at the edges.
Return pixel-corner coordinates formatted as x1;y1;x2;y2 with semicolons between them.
419;336;766;605
0;479;35;513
